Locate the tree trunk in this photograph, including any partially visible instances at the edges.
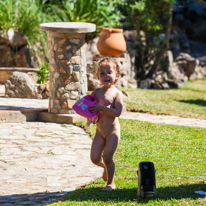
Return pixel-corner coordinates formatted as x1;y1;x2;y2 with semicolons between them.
136;29;145;78
145;7;173;79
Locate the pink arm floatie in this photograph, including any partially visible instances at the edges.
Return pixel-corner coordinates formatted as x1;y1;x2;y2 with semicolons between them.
72;95;99;123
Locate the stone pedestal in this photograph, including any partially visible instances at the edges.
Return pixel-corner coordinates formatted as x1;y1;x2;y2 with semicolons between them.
40;22;96;114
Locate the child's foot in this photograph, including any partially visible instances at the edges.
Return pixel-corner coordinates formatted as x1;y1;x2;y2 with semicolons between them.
102;169;108;182
102;184;115;191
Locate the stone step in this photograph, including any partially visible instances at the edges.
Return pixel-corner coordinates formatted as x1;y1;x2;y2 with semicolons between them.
38;112;83;124
0;108;47;123
0;109;83;124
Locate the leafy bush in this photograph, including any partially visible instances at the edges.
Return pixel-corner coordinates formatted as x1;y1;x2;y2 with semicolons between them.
0;0;54;64
61;0;123;30
0;0;124;66
36;61;49;84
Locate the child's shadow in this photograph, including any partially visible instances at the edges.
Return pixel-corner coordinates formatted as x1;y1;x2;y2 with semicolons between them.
59;183;205;204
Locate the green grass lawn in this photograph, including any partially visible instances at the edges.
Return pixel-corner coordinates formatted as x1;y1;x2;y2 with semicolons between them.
50;119;206;206
49;79;206;205
124;79;206;119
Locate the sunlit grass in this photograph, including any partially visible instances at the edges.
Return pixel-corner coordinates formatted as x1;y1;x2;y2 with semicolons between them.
49;119;206;206
124;79;206;119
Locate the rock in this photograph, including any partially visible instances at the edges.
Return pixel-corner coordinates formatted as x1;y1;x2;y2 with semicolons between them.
189;65;206;80
87;73;101;90
0;36;9;45
128;78;138;89
73;71;80;81
151;82;162;89
167;62;188;82
36;83;49;99
175;53;196;77
0;33;33;67
139;78;151;89
161;82;170;89
9;31;28;49
86;37;100;64
70;91;79;99
128;83;137;89
119;77;128;88
189;72;198;81
65;82;80;91
123;30;137;42
5;72;36;98
12;45;32;67
167;79;185;89
0;43;14;67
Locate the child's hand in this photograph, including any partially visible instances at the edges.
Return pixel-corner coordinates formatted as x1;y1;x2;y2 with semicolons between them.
89;102;103;112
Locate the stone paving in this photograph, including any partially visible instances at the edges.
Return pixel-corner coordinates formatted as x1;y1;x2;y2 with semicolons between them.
0;122;102;206
120;112;206;128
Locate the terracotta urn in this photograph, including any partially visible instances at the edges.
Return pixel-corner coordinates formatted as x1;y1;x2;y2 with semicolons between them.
97;28;126;57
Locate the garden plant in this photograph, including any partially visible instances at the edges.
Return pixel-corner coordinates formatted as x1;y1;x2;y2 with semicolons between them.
36;61;49;84
0;0;123;65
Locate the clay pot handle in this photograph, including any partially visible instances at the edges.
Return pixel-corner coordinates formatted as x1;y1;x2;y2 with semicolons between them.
105;28;112;38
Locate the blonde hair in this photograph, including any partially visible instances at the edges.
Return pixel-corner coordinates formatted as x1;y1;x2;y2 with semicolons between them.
96;57;120;84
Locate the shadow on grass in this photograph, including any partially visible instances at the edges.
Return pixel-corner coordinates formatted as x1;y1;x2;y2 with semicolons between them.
59;183;206;204
178;99;206;107
1;183;205;205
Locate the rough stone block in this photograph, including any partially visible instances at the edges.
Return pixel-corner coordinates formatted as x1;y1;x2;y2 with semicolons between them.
59;67;66;73
67;100;76;109
58;54;65;59
65;82;80;91
70;56;80;64
70;38;80;44
73;65;80;71
62;101;68;108
58;38;66;46
58;48;64;52
73;71;80;81
70;91;78;99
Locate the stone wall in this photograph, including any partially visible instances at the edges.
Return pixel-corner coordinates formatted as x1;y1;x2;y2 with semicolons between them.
47;32;87;114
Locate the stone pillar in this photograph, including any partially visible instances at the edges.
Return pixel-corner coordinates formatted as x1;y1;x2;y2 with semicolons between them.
40;22;96;114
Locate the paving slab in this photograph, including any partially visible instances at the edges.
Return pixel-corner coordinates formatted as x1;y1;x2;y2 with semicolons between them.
0;122;103;205
120;112;206;128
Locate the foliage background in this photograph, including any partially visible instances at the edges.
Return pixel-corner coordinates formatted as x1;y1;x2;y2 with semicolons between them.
0;0;123;66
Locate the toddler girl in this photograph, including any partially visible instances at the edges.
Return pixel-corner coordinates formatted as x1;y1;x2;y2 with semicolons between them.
89;57;123;190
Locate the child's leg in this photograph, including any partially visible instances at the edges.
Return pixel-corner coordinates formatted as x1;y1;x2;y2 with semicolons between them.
102;133;119;190
90;130;108;181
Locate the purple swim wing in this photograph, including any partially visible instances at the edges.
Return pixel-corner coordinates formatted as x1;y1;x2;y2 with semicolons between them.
72;95;99;121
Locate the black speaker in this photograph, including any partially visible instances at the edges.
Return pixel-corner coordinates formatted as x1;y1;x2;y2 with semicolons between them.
137;161;156;197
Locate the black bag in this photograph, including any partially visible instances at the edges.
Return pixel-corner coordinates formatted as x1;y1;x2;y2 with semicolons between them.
137;161;156;197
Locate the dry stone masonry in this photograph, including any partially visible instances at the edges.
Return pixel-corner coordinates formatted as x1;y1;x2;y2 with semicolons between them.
47;33;86;114
40;22;96;114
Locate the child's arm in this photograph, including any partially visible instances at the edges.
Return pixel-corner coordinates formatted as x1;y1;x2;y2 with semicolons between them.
89;91;123;117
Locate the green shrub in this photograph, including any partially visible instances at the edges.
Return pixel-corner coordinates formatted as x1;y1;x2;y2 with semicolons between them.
0;0;124;65
0;0;61;65
57;0;123;31
36;61;49;84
